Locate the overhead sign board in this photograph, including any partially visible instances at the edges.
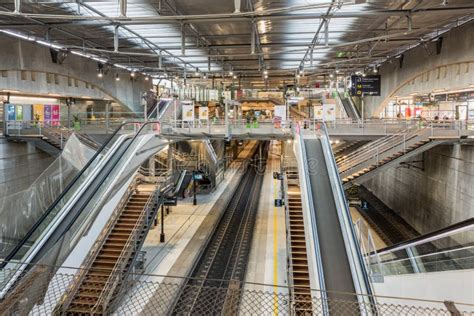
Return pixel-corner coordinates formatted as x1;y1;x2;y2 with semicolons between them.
447;92;469;102
350;75;381;96
433;94;447;102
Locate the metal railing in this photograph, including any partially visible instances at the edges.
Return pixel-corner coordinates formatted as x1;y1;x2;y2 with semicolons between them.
367;218;474;277
2;265;473;315
338;127;431;175
57;175;143;311
92;182;158;313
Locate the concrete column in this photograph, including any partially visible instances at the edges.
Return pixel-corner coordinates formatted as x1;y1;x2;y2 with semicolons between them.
148;156;155;177
105;101;110;132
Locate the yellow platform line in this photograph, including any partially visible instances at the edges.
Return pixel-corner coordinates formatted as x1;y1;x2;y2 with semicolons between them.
273;176;279;315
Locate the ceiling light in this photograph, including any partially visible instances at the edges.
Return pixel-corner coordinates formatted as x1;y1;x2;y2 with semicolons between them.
264;70;268;75
130;71;136;78
1;30;34;41
233;75;237;79
97;71;103;78
144;76;149;81
296;74;301;79
329;74;334;78
36;40;63;50
373;67;378;73
115;74;120;81
229;71;234;76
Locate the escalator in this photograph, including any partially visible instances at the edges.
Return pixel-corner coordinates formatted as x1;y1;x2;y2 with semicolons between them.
337;92;360;120
0;122;170;302
295;123;373;312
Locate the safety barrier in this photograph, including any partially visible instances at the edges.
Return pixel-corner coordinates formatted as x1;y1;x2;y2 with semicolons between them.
0;265;471;315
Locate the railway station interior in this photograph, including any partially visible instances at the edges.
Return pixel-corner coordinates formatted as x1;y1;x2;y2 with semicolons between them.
0;0;473;314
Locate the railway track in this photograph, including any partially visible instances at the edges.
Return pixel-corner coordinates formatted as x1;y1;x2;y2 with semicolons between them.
171;142;268;315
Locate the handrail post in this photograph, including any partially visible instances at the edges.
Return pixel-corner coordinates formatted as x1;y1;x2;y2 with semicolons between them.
403;134;406;153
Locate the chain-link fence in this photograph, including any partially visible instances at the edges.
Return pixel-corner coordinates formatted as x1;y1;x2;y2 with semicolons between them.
0;265;471;315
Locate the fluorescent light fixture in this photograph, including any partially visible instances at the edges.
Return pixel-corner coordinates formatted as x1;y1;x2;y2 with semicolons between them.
48;93;61;97
113;63;129;70
36;40;64;50
1;30;34;41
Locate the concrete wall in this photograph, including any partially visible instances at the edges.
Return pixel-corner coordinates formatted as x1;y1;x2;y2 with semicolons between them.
364;22;474;117
364;144;474;234
373;269;474;311
0;35;152;112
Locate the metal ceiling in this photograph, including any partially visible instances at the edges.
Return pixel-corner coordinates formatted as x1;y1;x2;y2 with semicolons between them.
0;0;473;88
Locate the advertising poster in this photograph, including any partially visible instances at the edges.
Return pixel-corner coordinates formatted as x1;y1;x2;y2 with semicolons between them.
7;104;16;121
274;105;287;121
182;104;195;122
273;105;287;128
33;104;44;121
199;106;209;120
314;105;323;120
52;105;60;126
44;105;52;123
16;105;23;121
323;104;336;121
22;105;32;121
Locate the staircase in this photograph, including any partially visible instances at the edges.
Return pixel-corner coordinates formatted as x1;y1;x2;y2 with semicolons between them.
59;183;156;315
333;140;369;162
285;169;312;314
338;127;441;188
356;186;420;245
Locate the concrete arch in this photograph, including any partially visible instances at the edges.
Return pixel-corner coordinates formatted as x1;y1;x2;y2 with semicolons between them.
0;36;151;112
0;68;121;105
373;60;474;116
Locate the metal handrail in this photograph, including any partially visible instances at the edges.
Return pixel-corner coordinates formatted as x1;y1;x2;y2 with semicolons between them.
338;127;428;173
318;123;375;311
93;174;173;313
58;175;142;311
373;218;474;258
0;121;142;271
337;125;418;163
93;188;155;313
339;128;427;172
296;127;329;315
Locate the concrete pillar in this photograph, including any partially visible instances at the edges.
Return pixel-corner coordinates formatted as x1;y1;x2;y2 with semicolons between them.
148;156;155;177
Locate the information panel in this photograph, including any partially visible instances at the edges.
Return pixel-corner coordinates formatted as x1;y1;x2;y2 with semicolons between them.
199;106;209;120
323;104;336;121
350;75;381;96
314;105;323;120
182;103;195;122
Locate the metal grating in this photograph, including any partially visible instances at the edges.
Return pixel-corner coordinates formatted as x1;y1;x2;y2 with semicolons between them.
0;266;470;315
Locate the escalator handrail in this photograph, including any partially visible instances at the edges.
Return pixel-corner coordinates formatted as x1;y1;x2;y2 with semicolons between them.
374;218;474;257
296;128;329;312
0;121;174;299
319;122;375;302
0;121;144;269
